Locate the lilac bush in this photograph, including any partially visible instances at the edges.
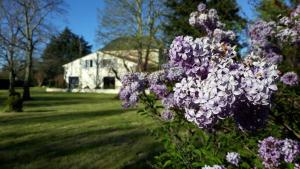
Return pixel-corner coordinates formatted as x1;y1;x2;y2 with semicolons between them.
119;3;300;168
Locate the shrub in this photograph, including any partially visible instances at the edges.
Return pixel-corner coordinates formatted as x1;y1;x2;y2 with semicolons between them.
4;92;23;112
119;3;300;168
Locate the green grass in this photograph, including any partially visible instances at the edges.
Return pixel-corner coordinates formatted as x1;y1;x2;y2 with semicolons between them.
0;88;160;169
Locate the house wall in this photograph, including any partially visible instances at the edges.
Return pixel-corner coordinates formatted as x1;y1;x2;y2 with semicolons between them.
63;52;137;89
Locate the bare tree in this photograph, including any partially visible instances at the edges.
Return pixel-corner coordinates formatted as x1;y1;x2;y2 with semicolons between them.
15;0;65;100
97;0;164;72
0;0;23;95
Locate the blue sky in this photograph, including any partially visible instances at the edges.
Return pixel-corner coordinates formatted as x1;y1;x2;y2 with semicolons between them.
54;0;255;52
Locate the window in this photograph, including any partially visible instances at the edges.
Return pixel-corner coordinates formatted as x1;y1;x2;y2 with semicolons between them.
102;59;112;67
90;60;93;67
85;60;88;68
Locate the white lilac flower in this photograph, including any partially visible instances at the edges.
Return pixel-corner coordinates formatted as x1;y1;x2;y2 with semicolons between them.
202;165;225;169
174;58;242;128
189;3;223;34
281;139;300;163
241;53;279;105
226;152;240;166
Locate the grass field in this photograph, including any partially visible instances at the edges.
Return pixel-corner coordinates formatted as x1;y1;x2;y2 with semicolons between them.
0;88;160;169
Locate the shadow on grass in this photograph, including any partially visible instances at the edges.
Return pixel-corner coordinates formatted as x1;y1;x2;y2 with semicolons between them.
121;143;163;169
24;95;115;108
0;108;132;126
0;127;157;169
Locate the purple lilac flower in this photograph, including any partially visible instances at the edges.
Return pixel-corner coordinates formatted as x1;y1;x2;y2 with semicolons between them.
249;5;300;60
148;71;168;98
281;139;300;163
226;152;240;166
241;53;279;105
169;36;237;78
213;28;236;43
276;28;298;43
197;3;206;12
161;110;174;121
119;73;147;108
149;84;168;99
202;165;225;169
295;163;300;169
249;20;276;49
280;72;299;86
189;4;222;34
279;16;291;26
165;66;185;82
119;4;282;131
258;136;282;169
291;5;300;18
174;58;243;128
162;93;176;109
258;137;300;168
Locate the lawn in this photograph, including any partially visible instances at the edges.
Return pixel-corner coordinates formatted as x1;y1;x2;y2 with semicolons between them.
0;88;160;169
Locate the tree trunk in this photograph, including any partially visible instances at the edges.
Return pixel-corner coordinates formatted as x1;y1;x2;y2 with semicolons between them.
136;0;143;72
23;48;33;100
8;50;16;95
9;68;16;95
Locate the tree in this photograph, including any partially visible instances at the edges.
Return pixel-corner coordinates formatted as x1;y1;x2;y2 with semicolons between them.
97;0;164;71
249;0;290;21
15;0;65;100
0;0;23;96
41;27;92;83
163;0;247;44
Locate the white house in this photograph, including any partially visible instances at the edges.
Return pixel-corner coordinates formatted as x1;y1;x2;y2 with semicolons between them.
63;49;159;90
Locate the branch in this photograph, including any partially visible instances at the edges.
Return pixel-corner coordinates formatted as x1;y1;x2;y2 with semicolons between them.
283;123;300;140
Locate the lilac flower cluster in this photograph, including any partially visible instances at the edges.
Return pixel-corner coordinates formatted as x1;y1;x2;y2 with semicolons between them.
168;35;237;78
249;5;300;65
161;93;177;109
202;165;225;169
189;3;224;35
148;71;168;99
258;136;300;168
120;3;280;130
281;138;300;163
276;5;300;43
147;67;185;116
119;73;147;108
280;72;299;86
226;152;240;166
249;20;276;49
173;53;278;128
248;20;284;65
